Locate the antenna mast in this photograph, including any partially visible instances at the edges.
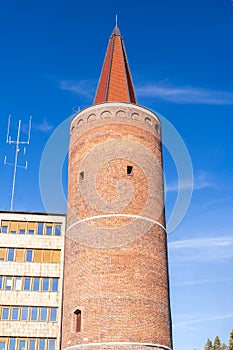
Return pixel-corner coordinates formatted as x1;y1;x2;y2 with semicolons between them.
4;115;32;211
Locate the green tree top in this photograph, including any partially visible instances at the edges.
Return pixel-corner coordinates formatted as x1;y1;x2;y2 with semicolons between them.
205;338;213;350
214;336;222;350
228;329;233;350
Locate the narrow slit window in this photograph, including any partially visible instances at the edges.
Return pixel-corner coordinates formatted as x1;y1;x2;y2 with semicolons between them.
127;165;133;175
155;124;159;133
79;171;84;182
74;309;81;332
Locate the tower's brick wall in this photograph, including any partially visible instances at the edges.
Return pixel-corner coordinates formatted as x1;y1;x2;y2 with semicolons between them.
61;103;172;350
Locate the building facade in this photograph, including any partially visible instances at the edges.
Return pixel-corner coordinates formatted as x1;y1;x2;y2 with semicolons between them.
0;211;66;350
62;25;172;350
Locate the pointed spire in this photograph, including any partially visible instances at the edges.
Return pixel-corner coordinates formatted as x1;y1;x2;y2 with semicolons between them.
94;25;137;105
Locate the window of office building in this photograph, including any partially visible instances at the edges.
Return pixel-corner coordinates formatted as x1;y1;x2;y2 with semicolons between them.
51;278;58;292
50;308;57;322
33;278;40;291
8;249;15;261
26;250;33;262
46;226;52;235
14;277;22;291
0;342;6;350
48;340;55;350
5;277;13;291
0;338;56;350
1;308;9;320
11;308;19;321
55;225;61;236
37;223;44;235
18;340;26;350
9;338;16;350
24;278;31;291
42;278;49;292
21;307;29;321
30;307;38;321
40;307;48;322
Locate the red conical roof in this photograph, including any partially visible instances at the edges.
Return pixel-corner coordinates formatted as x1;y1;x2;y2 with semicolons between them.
94;26;137;105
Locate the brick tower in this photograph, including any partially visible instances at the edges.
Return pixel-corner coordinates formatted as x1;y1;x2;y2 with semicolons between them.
61;25;172;350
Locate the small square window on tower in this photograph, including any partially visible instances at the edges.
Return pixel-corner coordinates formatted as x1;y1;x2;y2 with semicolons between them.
127;165;133;175
74;309;81;332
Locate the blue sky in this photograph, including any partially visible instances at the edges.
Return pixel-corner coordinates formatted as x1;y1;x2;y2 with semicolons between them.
0;0;233;349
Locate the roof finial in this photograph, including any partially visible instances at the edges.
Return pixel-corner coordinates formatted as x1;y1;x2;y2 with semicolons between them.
112;15;121;36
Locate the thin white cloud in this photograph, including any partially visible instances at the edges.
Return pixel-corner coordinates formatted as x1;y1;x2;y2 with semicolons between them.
166;171;216;192
169;236;233;263
34;119;53;133
59;79;95;99
169;236;233;250
203;196;233;209
59;79;233;105
173;313;233;328
136;82;233;105
173;277;233;287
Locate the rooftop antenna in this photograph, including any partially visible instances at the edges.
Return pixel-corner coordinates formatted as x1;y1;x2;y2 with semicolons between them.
4;115;32;211
116;14;118;27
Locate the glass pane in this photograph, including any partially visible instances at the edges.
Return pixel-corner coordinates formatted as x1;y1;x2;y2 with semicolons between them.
1;226;8;233
50;308;57;322
29;340;36;350
10;231;16;234
2;307;9;320
26;250;33;262
24;278;31;291
14;277;22;290
46;226;52;235
38;339;45;350
21;306;29;321
51;278;58;292
33;277;40;291
0;342;6;350
42;278;49;291
37;223;44;235
11;307;19;320
40;307;48;321
0;276;2;289
8;248;15;261
55;225;61;236
48;340;55;350
18;340;26;350
31;307;38;321
28;229;34;235
19;229;26;234
9;338;17;350
5;277;13;290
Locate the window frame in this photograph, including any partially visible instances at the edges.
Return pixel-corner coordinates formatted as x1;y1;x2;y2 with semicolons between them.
5;277;13;291
11;307;19;321
7;248;15;261
1;307;10;321
30;307;39;321
23;277;31;291
49;308;57;322
21;306;29;321
26;250;33;262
